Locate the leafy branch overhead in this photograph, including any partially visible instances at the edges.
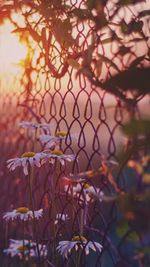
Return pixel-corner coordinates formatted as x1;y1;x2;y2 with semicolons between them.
1;0;150;103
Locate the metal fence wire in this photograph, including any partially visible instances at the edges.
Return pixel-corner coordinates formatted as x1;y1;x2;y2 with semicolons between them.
0;0;150;266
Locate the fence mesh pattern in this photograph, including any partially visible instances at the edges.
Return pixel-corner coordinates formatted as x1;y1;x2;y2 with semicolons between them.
0;1;150;266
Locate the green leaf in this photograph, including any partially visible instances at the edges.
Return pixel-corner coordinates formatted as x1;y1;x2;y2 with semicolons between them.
128;37;148;43
82;46;94;67
118;192;136;212
101;37;112;44
118;46;131;56
121;20;130;34
53;19;74;48
120;19;143;35
138;10;150;18
118;0;132;5
137;246;150;255
72;8;92;20
117;221;129;237
95;59;103;77
117;221;139;241
98;54;120;71
118;0;145;6
127;231;139;242
130;55;145;68
121;119;150;137
128;20;143;33
67;58;81;70
76;67;93;79
86;0;96;10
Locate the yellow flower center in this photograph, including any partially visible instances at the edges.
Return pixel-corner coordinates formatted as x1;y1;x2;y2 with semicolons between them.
17;245;28;252
16;207;30;213
51;150;64;156
83;183;91;189
55;131;67;137
21;152;35;158
72;235;87;242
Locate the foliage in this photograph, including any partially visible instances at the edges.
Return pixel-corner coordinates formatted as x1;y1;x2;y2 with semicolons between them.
122;119;150;137
0;1;150;267
0;0;150;104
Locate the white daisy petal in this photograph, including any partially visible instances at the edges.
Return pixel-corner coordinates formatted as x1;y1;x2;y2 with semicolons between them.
23;164;29;175
57;236;102;259
60;159;65;165
75;244;79;251
55;213;69;224
4;239;47;259
88;242;96;252
65;181;104;203
93;242;103;252
44;150;76;166
3;208;43;221
39;132;77;149
85;244;90;255
7;152;48;175
18;121;51;134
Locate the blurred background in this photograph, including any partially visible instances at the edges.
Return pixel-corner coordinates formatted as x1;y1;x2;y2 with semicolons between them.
0;0;150;266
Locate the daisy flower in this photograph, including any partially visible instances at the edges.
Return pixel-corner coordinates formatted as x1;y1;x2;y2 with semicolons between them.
45;149;76;165
54;213;69;225
76;183;104;201
7;151;47;175
39;132;78;148
18;121;51;134
3;207;43;221
65;182;104;202
4;239;47;260
57;235;102;259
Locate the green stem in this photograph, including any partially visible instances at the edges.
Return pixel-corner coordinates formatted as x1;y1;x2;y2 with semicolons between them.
28;166;41;266
80;209;84;236
75;253;79;267
22;221;25;267
76;249;82;267
33;128;38;151
51;161;58;264
71;186;75;224
78;204;88;267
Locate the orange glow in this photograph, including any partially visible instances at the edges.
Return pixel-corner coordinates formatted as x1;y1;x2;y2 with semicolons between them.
0;21;27;74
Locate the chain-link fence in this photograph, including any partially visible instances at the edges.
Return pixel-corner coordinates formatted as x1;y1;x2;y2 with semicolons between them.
0;1;150;266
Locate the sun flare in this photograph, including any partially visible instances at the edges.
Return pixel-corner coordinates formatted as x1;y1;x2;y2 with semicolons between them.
0;21;27;74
